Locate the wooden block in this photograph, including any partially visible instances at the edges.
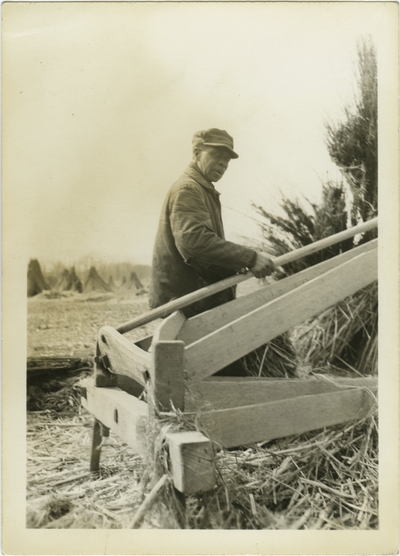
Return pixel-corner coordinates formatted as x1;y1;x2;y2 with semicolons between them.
98;326;151;386
151;341;185;411
166;431;215;495
178;240;377;346
185;376;377;411
94;365;117;387
152;311;186;344
185;249;377;382
198;387;377;449
80;378;149;455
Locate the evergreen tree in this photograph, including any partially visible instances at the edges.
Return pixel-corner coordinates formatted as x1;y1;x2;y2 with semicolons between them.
326;38;377;222
252;181;352;276
253;39;377;275
251;38;378;375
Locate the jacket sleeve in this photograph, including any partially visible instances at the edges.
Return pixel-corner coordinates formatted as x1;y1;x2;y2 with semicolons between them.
169;184;257;274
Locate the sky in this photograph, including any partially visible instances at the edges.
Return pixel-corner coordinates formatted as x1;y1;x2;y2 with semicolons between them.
2;1;395;266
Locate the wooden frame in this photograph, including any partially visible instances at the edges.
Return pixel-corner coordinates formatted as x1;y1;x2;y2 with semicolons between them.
81;234;378;500
81;371;377;486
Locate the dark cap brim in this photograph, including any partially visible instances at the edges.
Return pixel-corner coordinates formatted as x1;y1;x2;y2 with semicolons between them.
203;142;239;159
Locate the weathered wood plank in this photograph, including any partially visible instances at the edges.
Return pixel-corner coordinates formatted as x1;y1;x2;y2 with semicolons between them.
185;249;377;382
80;378;149;455
152;311;186;344
151;341;185;411
178;240;377;345
166;431;215;495
97;326;151;386
199;387;377;448
185;376;377;411
27;356;92;375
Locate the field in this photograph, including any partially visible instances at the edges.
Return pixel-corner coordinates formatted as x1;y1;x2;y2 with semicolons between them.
27;290;159;359
26;285;378;530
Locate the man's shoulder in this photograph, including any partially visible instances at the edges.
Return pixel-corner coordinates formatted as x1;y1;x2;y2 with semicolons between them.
169;168;204;196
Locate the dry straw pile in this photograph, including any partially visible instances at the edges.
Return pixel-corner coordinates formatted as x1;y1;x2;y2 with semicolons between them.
294;283;378;377
27;409;148;528
189;414;378;529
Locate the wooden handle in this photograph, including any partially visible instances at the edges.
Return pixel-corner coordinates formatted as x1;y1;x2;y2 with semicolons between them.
116;217;377;334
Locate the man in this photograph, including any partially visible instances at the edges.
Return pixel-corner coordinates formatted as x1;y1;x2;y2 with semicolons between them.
149;128;276;319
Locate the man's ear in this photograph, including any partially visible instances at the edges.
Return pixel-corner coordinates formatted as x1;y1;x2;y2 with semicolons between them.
193;146;201;161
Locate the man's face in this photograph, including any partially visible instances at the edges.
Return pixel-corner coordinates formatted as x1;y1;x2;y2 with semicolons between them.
195;146;232;183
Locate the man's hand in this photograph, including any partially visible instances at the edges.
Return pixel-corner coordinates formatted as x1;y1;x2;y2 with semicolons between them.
249;252;277;278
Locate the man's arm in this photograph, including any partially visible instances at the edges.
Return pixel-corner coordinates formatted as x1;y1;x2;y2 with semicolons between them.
170;184;275;277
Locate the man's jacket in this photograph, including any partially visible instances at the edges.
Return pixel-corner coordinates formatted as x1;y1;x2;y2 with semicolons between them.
149;162;257;315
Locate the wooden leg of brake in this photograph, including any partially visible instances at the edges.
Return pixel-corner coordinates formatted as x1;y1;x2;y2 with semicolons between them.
90;418;110;472
151;340;187;528
173;487;187;529
150;341;214;528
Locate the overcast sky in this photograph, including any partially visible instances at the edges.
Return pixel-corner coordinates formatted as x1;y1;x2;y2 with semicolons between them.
3;2;394;266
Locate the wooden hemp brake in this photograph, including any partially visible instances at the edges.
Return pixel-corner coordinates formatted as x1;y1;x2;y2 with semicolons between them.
80;217;378;524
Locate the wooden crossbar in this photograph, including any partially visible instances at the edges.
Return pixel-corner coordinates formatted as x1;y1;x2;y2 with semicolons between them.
178;240;377;345
185;376;377;411
185;248;377;382
198;387;377;448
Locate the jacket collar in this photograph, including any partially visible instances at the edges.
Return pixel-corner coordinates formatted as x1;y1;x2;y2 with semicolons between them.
184;162;221;197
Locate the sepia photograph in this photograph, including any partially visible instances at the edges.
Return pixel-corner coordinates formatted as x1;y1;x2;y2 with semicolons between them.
2;1;398;554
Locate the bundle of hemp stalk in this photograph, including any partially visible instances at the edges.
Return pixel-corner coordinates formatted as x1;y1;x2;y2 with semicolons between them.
293;282;378;377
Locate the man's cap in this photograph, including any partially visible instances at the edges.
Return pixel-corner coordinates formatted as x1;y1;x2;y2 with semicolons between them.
192;128;239;159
